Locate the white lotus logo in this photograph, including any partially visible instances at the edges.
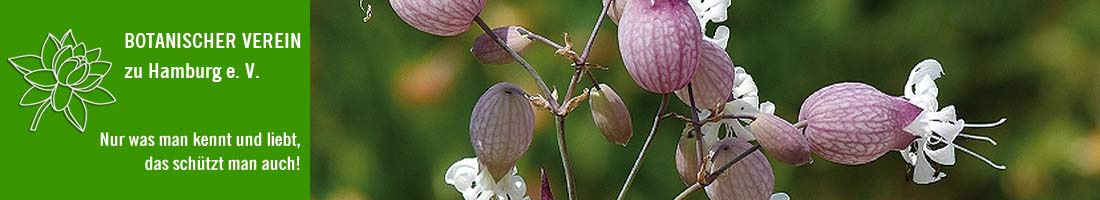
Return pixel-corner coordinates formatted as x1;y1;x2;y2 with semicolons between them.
7;29;116;132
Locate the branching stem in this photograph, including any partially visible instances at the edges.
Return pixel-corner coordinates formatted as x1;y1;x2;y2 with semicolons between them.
473;16;560;110
674;144;762;198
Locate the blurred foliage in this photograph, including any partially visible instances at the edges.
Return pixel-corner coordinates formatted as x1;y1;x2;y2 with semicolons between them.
310;0;1100;199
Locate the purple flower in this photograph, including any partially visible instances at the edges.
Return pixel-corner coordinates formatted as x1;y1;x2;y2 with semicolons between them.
799;59;1006;184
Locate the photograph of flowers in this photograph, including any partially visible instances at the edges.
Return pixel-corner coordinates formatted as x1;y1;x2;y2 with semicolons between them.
310;0;1100;199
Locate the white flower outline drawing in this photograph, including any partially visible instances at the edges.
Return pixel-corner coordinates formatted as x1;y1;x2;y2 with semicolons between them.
8;29;116;133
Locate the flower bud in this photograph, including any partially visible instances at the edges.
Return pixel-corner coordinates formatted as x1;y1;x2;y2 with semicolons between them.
798;82;922;165
674;127;699;186
674;42;735;109
602;0;628;24
471;26;534;65
705;138;774;200
749;112;812;166
470;82;534;180
390;0;486;36
618;0;702;93
588;84;633;146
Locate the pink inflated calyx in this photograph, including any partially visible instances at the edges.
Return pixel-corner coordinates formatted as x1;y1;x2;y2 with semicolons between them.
799;82;922;165
750;112;812;166
618;0;702;94
390;0;486;36
469;82;535;181
674;41;735;109
705;138;774;200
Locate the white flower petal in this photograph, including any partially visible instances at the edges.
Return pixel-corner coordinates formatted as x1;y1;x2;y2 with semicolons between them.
445;157;530;200
900;146;917;165
445;158;481;192
689;0;732;50
704;26;731;49
701;121;722;146
759;101;776;114
897;59;1006;184
726;118;755;141
904;59;943;98
904;59;944;111
479;167;527;200
911;139;946;184
731;67;760;106
770;192;791;200
924;138;957;165
723;99;760;115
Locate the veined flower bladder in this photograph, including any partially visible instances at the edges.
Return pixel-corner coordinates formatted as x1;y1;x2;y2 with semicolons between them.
618;0;703;94
390;0;486;36
469;83;534;181
8;29;116;132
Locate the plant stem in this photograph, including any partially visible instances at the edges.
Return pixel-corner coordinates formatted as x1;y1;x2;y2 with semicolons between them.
685;84;715;194
579;0;614;61
686;83;708;167
556;64;586;200
473;16;560;109
560;0;613;106
616;94;670;200
553;119;577;200
705;144;762;182
551;2;616;198
673;183;703;200
522;30;567;50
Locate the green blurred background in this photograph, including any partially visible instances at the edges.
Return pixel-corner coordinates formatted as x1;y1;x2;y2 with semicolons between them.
310;0;1100;199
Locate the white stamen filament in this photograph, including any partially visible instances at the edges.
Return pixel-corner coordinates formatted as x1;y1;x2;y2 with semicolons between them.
951;143;1007;170
963;118;1006;128
958;133;998;145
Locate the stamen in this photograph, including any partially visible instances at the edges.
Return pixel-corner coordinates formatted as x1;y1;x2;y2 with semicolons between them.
958;133;998;145
963;118;1006;128
951;143;1006;170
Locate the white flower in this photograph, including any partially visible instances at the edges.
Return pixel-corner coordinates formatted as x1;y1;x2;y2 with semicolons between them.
8;29;116;132
899;59;1007;184
770;192;791;200
688;0;731;49
698;66;774;146
444;158;529;200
